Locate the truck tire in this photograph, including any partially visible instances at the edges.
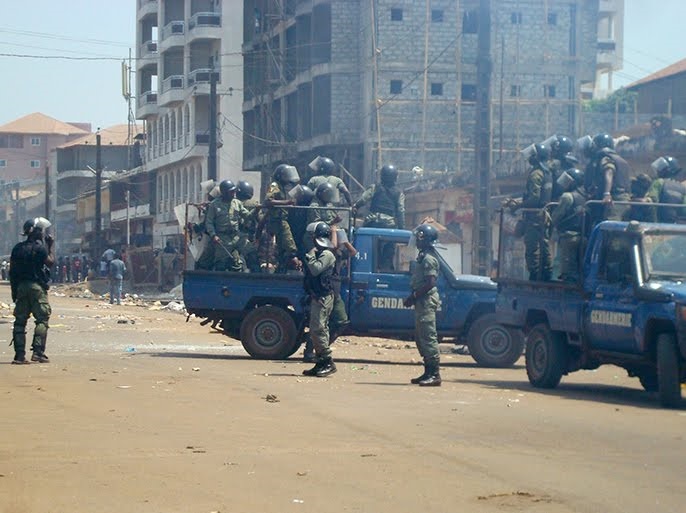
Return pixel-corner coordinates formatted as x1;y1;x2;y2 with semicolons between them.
525;323;567;389
638;371;658;393
657;333;682;408
240;306;298;360
467;313;524;368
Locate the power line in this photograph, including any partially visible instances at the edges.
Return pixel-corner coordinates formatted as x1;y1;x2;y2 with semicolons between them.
0;26;130;47
0;52;122;61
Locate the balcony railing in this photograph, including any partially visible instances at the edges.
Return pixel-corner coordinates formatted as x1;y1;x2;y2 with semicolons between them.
161;21;185;40
189;12;221;29
188;68;220;85
140;91;157;104
143;40;158;54
139;0;157;7
162;75;184;92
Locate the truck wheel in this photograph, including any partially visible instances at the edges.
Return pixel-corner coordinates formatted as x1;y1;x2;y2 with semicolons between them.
467;313;524;368
240;306;298;360
657;333;682;408
637;371;658;392
525;323;567;389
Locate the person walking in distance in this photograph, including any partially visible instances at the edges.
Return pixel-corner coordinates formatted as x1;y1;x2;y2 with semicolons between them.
302;222;338;378
108;254;126;305
9;217;55;364
404;223;442;387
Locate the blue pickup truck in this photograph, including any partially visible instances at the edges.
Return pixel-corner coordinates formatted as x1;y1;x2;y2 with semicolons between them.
183;227;524;367
497;220;686;407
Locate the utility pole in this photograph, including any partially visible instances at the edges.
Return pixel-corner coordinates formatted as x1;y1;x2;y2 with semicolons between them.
472;0;492;276
95;132;102;260
13;181;20;237
208;67;218;181
126;188;131;247
44;163;50;219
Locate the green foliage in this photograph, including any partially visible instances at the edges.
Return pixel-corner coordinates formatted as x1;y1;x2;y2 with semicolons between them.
583;88;638;113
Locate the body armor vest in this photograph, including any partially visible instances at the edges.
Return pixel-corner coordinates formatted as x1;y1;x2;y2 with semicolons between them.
557;190;586;233
11;240;50;289
370;185;400;217
304;249;334;298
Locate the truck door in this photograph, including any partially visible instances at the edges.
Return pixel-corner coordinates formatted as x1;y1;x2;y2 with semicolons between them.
349;236;416;331
584;232;640;353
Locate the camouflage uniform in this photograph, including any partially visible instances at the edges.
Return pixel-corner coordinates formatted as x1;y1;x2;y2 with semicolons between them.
307;175;350;205
410;249;441;367
264;182;298;269
551;188;586;282
237;198;260;272
355;184;405;229
304;248;337;361
10;238;52;362
647;177;686;223
585;151;631;228
205;197;247;272
303;200;337;251
522;166;553;281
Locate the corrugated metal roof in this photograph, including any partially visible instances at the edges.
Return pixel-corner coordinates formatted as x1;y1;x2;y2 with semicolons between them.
627;57;686;89
55;124;143;149
0;112;90;135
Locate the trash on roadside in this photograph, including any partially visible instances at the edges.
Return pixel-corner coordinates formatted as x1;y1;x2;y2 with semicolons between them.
124;347;136;352
264;394;280;403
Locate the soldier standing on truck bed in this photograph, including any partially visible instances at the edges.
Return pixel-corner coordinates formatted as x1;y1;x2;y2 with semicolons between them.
353;164;405;229
551;168;587;282
307;156;353;207
404;223;442;387
205;180;247;272
647;156;686;223
236;180;260;272
302;222;338;378
261;164;301;272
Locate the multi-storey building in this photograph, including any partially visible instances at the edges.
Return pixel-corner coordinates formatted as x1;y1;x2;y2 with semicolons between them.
242;0;623;186
135;0;247;247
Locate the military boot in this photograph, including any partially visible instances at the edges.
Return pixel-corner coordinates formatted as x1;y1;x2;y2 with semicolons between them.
418;364;441;387
410;366;429;384
31;333;50;363
302;359;324;376
302;336;316;363
315;358;337;378
11;331;29;365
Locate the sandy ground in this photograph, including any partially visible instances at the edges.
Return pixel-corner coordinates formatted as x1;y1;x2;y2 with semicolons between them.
0;283;685;513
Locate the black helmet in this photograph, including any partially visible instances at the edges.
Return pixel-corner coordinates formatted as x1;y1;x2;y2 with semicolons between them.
651;156;681;178
317;157;335;175
591;133;614;154
236;180;254;201
522;143;550;166
413;223;438;250
315;182;336;204
380;164;398;186
313;221;334;249
297;185;315;206
219;180;236;197
553;135;574;159
273;164;300;186
22;219;35;236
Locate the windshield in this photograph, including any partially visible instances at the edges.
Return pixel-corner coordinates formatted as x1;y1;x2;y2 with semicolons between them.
643;232;686;281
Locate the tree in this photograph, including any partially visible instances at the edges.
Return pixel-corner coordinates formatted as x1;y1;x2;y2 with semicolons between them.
583;88;638;113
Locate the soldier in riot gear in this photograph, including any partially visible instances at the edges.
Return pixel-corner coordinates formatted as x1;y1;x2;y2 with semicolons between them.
404;223;442;387
302;222;338;378
304;183;341;252
547;135;578;200
647;156;686;223
262;164;301;271
9;217;55;364
584;133;631;229
205;180;248;272
236;180;260;272
289;185;315;263
306;156;353;206
513;143;553;281
551;168;587;282
623;174;656;223
353;164;405;229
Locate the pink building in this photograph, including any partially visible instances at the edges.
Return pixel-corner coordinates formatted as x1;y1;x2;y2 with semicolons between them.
0;112;90;182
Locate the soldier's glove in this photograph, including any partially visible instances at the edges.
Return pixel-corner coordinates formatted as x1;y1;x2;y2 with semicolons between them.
503;198;520;213
212;235;221;244
403;293;415;308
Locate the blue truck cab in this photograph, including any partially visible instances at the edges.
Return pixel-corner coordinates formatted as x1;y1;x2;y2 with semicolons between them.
183;227;524;367
497;220;686;407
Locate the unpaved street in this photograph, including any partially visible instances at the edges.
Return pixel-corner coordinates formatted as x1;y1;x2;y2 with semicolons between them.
1;284;684;513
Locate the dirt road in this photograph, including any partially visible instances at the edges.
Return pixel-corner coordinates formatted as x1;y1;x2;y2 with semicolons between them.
0;285;684;513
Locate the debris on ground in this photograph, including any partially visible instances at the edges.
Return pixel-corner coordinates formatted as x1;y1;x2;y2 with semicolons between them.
264;394;280;403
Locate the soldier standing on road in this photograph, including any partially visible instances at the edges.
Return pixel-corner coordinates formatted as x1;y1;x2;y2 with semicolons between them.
404;223;442;387
353;164;405;229
647;156;686;223
513;143;554;281
306;156;353;206
551;168;587;282
108;254;126;305
302;222;338;378
9;217;54;364
205;180;247;272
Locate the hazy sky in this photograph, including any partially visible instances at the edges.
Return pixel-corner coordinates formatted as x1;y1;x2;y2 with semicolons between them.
0;0;683;128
